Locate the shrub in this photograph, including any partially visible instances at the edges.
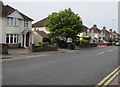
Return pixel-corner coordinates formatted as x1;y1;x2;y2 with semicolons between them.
108;37;113;42
74;40;80;46
35;42;50;47
83;36;91;40
57;40;68;48
80;40;90;47
68;43;75;50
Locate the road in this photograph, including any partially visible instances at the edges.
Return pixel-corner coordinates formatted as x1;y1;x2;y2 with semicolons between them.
2;46;118;85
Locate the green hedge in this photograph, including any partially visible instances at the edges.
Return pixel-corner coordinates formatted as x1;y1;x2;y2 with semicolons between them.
80;40;90;47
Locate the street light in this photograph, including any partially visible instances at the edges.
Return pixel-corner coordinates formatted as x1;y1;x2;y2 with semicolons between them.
112;19;114;30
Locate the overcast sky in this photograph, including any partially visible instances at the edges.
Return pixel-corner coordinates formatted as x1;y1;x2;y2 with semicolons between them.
3;0;118;32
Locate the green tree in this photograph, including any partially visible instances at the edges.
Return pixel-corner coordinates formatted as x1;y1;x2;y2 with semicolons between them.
45;8;83;42
108;37;113;42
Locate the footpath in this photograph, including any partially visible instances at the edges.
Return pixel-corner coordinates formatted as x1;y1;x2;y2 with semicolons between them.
1;48;76;60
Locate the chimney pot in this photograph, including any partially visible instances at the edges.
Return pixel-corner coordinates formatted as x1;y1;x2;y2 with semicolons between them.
93;24;97;28
103;27;106;30
110;29;112;32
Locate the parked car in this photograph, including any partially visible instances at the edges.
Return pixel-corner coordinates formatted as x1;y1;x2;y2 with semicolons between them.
101;41;110;45
98;41;112;46
115;42;120;46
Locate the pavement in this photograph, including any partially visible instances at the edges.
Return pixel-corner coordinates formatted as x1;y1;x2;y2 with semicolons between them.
2;46;119;86
2;48;77;60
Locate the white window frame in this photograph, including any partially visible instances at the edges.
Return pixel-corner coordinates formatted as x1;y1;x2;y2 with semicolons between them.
24;21;29;27
8;17;19;26
6;34;19;44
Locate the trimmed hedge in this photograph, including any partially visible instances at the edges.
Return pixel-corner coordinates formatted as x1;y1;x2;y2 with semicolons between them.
31;43;58;52
80;40;90;47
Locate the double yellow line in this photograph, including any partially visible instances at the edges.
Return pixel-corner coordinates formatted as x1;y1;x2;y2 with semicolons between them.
95;66;120;87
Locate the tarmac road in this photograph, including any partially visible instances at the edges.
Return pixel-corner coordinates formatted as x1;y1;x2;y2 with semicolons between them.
2;46;118;85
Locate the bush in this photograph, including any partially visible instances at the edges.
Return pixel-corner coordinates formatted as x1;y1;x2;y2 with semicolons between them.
74;40;80;46
35;42;49;47
83;36;91;40
108;38;112;42
57;40;68;48
80;40;90;47
32;44;58;52
68;43;75;50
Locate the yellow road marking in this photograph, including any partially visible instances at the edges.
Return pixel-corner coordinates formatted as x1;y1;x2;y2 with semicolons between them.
102;70;120;87
95;66;120;87
0;54;48;61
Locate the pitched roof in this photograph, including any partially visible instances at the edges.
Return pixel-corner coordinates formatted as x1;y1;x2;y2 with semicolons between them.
2;5;33;21
35;31;47;38
83;25;89;31
32;17;48;27
89;25;101;33
101;27;110;35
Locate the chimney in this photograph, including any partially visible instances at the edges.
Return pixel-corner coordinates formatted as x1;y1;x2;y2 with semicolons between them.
103;27;106;30
114;31;116;33
109;29;112;32
93;24;97;28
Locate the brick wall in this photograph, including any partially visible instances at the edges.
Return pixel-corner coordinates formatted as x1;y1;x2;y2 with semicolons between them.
7;43;21;49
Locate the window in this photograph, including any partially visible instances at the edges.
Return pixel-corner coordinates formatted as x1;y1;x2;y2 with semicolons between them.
8;18;13;26
6;34;9;43
6;34;19;44
14;18;19;26
10;34;13;43
24;21;28;27
8;18;19;26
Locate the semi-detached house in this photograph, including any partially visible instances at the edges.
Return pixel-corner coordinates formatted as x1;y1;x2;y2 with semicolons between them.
0;4;34;48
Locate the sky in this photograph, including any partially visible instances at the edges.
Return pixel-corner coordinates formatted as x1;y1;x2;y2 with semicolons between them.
3;0;119;32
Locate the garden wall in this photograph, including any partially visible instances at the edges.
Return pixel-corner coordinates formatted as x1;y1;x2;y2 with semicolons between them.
0;44;8;54
30;44;58;52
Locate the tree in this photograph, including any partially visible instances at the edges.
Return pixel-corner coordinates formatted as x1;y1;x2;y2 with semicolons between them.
45;8;83;42
108;37;113;42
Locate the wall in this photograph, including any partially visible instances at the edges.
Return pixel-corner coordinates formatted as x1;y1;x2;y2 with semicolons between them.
33;31;43;44
32;27;49;33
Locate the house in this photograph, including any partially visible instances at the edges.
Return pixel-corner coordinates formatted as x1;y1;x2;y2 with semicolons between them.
0;4;34;48
100;27;110;41
109;29;120;42
32;17;51;44
87;25;101;43
78;26;89;40
32;17;49;33
33;30;50;44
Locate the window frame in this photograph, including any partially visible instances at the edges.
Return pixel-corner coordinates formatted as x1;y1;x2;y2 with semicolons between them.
8;17;19;27
24;21;29;27
6;34;19;44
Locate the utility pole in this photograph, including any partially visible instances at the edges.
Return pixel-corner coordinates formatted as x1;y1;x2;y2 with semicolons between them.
112;19;114;30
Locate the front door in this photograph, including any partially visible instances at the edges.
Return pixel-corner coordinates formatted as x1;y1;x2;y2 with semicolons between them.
26;32;29;47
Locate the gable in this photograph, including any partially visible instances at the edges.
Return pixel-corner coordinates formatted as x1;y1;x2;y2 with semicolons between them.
7;10;24;19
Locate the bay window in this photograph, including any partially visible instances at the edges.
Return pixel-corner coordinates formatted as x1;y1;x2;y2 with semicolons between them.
6;34;19;44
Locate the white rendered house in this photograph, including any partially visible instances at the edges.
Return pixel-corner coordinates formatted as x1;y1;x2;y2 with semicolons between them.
0;4;34;48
